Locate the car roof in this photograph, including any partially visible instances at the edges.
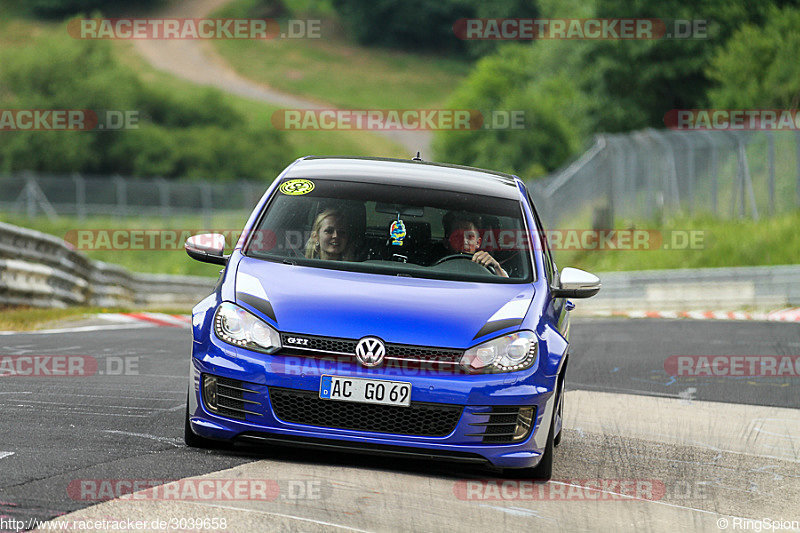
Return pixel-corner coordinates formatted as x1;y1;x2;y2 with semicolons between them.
283;156;522;200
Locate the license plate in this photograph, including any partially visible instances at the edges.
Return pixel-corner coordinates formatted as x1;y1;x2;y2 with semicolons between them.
319;375;411;407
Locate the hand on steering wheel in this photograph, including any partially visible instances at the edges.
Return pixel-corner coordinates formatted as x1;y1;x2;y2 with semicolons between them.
432;253;496;274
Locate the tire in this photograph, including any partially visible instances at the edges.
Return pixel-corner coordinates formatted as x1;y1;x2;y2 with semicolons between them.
183;391;220;449
553;378;564;448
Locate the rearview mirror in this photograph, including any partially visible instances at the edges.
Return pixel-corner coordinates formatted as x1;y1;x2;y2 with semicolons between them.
185;233;227;265
552;267;600;299
375;203;424;217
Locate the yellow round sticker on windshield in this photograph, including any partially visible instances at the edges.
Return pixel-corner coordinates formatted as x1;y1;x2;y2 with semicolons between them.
279;179;315;195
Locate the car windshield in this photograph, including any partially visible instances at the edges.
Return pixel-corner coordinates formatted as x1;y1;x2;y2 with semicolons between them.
246;178;533;283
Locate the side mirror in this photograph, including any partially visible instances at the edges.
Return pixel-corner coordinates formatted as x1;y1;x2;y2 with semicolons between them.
552;267;600;299
185;233;228;265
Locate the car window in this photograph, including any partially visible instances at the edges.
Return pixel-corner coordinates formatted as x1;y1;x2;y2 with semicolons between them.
246;178;532;283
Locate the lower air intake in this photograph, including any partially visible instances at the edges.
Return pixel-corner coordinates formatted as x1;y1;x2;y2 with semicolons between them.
268;387;463;437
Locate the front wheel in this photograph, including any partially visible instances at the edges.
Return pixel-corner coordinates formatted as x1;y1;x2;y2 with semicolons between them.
553;381;564;447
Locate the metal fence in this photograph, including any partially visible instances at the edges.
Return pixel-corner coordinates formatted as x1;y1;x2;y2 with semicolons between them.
0;172;267;224
529;129;800;229
3;129;800;229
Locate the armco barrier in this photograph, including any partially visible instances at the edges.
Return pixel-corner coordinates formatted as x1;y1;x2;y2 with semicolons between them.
579;264;800;313
1;221;797;312
0;221;214;308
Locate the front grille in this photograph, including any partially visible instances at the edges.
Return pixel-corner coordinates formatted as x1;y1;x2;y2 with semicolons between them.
203;375;262;420
385;344;463;363
467;406;536;443
279;333;463;364
269;387;463;437
281;334;356;354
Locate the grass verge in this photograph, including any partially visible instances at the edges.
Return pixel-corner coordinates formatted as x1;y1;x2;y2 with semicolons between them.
554;210;800;272
211;0;470;110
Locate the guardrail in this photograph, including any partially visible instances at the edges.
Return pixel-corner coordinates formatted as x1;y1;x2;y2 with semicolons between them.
0;221;215;309
580;264;800;313
2;221;796;314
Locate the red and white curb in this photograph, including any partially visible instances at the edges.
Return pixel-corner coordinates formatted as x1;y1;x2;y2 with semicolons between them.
98;313;191;328
589;308;800;322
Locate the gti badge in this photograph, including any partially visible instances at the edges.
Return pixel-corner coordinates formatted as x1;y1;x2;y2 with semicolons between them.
355;337;386;367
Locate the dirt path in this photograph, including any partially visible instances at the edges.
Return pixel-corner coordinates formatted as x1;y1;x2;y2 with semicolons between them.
132;0;431;155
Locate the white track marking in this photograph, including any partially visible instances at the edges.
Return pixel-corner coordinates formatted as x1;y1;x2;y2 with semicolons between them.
483;505;551;519
97;314;141;323
477;504;557;521
0;451;14;460
578;308;800;322
6;400;166;411
102;430;182;446
0;323;154;336
677;387;697;404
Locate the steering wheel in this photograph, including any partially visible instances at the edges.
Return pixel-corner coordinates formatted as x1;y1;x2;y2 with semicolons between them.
432;253;495;274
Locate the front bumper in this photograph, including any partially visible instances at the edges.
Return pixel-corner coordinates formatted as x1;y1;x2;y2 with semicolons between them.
188;337;557;469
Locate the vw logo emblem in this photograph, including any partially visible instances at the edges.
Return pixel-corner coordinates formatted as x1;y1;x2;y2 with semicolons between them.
355;337;386;367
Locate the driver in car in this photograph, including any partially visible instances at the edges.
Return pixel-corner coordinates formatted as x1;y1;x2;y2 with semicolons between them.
441;211;508;277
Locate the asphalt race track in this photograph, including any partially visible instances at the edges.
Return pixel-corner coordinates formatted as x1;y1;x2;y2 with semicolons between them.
1;318;798;532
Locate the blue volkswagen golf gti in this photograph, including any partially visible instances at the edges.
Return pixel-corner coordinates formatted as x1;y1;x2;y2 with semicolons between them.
183;156;600;479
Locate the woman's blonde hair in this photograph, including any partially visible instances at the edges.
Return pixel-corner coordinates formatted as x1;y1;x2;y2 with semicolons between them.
304;208;355;260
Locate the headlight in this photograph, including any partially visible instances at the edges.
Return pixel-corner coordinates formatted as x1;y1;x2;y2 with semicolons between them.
460;331;538;374
214;302;281;354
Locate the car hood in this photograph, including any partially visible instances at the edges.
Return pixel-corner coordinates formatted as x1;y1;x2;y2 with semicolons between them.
235;257;534;348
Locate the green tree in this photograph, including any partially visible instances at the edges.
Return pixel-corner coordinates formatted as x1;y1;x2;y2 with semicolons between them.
708;6;800;108
0;33;290;180
27;0;162;17
331;0;538;55
583;0;790;132
434;43;591;178
437;0;794;176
